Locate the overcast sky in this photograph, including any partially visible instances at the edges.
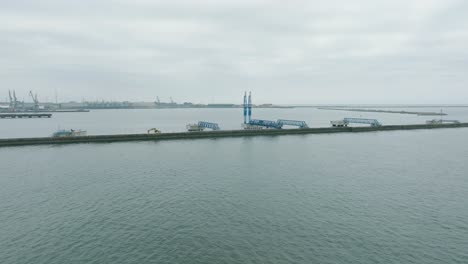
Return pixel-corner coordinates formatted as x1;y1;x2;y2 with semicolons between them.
1;0;467;104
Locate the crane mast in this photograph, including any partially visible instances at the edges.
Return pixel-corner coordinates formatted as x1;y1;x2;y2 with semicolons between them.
13;91;18;109
248;91;252;123
8;90;13;108
29;91;39;110
243;92;247;124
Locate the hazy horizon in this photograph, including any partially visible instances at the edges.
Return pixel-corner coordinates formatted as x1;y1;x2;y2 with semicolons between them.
2;0;468;104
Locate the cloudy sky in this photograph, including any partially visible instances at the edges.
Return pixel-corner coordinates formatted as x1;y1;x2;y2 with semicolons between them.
1;0;467;104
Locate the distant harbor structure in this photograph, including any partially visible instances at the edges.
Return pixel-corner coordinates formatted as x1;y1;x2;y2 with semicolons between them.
0;90;89;113
0;113;52;119
0;91;291;111
153;96;290;109
318;107;448;116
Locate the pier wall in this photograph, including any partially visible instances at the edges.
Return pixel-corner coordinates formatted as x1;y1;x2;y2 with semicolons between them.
0;123;467;147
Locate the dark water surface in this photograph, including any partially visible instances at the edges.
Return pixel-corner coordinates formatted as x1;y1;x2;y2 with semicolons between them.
1;129;468;263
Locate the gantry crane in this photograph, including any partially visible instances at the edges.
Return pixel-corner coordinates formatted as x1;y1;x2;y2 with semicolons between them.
8;90;13;109
29;91;39;110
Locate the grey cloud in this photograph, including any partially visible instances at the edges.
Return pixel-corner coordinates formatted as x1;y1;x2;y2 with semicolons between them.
1;0;467;103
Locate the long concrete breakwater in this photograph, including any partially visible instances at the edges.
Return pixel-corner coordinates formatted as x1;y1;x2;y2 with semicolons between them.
318;107;447;116
0;123;467;147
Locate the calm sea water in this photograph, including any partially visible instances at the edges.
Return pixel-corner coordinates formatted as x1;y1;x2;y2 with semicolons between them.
1;109;468;263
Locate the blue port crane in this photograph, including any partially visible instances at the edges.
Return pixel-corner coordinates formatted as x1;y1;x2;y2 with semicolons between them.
249;119;283;129
344;118;381;127
277;119;308;128
243;91;253;124
198;121;220;130
248;92;252;123
248;119;309;129
243;92;247;124
242;92;308;129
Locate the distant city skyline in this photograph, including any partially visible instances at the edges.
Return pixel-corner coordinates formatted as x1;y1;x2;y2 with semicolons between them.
1;0;468;104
